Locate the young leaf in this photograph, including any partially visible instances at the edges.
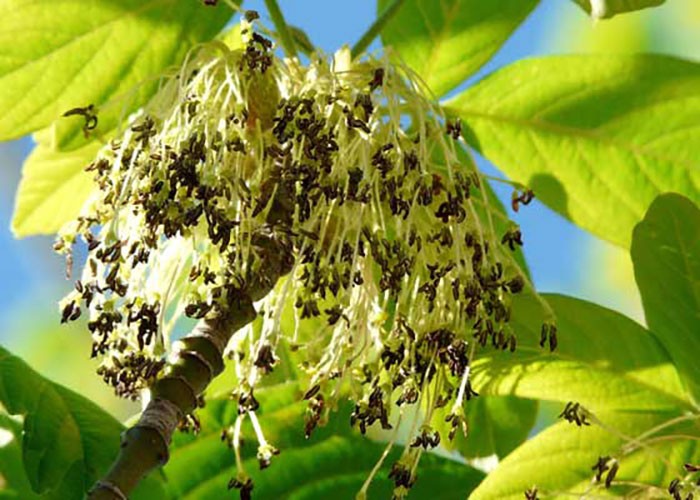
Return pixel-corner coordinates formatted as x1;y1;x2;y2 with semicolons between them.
572;0;666;19
166;383;485;499
11;136;101;237
0;0;236;148
470;409;699;499
0;346;167;499
444;55;700;248
632;193;700;406
378;0;539;97
473;293;690;412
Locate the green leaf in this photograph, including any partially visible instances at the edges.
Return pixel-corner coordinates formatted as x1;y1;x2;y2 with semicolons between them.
166;383;486;499
435;395;538;460
288;26;315;56
11;136;100;237
0;413;41;499
471;409;700;499
632;193;700;406
378;0;539;97
473;293;690;412
445;55;700;248
0;346;167;499
572;0;665;19
0;0;235;148
463;396;537;460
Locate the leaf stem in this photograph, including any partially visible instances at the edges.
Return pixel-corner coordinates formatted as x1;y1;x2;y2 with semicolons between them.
351;0;407;59
264;0;297;59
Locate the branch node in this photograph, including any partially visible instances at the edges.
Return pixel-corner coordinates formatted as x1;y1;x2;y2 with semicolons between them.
89;480;127;500
139;397;183;452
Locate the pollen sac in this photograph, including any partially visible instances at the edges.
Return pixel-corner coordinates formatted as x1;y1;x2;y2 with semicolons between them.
55;20;547;488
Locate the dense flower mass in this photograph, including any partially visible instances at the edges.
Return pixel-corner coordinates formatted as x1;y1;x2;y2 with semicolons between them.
56;19;547;497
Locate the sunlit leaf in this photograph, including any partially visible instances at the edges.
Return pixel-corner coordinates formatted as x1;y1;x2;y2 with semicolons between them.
378;0;539;97
11;136;100;237
471;409;700;499
473;293;690;412
445;55;700;248
0;0;236;149
572;0;665;19
632;193;700;406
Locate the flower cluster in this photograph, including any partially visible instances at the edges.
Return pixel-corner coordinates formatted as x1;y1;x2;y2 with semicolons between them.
56;19;544;498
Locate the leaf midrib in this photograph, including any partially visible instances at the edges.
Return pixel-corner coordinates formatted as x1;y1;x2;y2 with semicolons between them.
445;105;700;177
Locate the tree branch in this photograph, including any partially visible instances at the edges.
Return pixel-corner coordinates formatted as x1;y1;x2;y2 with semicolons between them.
88;215;294;499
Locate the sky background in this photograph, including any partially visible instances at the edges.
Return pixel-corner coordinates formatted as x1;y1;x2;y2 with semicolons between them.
0;0;697;417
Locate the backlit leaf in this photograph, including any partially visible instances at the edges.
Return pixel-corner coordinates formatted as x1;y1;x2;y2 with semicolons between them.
632;193;700;405
445;55;700;247
378;0;539;97
0;0;235;149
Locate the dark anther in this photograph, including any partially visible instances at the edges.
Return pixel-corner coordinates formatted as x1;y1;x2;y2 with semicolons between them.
512;188;535;212
501;226;524;251
558;401;590;426
444;412;468;441
506;276;525;294
325;305;348;326
63;104;98;137
237;390;260;414
540;323;558;352
253;343;277;374
369;68;385;91
388;462;416;490
592;456;610;482
524;487;539;500
244;10;260;21
303;384;321;400
668;478;682;500
257;446;280;469
304;394;324;438
62;301;81;323
446;118;462;140
228;477;254;500
604;461;618;489
409;428;441;450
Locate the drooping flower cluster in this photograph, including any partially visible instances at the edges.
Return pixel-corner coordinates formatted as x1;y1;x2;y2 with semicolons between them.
56;19;546;498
